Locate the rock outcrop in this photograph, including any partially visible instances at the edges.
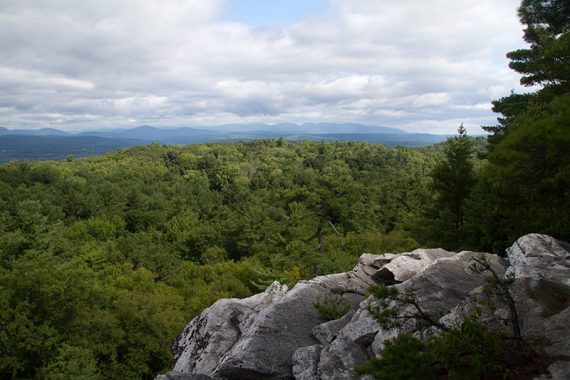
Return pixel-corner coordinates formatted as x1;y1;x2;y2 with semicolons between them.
443;234;570;379
160;234;570;380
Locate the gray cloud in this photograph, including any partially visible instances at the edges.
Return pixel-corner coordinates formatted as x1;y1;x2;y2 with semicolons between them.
0;0;526;133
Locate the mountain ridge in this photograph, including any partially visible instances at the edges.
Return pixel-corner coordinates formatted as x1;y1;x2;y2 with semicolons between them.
1;123;411;137
0;124;451;162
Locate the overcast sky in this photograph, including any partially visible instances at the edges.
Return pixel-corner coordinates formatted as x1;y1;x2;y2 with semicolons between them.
0;0;527;134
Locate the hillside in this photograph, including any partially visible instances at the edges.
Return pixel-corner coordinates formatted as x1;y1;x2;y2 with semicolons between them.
0;131;567;378
0;140;440;379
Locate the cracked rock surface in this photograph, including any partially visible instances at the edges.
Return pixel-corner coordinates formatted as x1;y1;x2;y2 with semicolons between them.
159;234;570;380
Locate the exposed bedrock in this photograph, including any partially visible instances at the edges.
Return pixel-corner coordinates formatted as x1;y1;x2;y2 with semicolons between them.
159;234;570;380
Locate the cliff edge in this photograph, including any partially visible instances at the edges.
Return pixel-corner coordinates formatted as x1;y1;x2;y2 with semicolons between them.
158;234;570;379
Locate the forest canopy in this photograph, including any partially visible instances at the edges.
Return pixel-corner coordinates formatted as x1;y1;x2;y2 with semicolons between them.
1;0;568;378
0;140;443;379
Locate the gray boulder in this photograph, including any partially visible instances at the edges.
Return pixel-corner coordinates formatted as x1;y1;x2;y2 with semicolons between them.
373;248;455;284
396;251;506;316
438;234;570;380
506;233;570;286
317;305;380;380
507;234;570;379
292;345;322;380
163;234;569;380
311;311;355;345
316;250;506;379
172;281;289;375
170;253;385;379
213;267;376;379
213;280;331;379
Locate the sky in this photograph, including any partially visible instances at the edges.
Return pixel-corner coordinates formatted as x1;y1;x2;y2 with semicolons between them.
0;0;528;134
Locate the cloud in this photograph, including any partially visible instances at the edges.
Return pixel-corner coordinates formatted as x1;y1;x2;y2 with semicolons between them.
0;0;526;133
0;66;95;90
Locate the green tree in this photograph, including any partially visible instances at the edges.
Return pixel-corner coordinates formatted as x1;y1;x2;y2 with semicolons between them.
422;125;475;248
484;0;570;141
511;0;570;96
483;95;570;244
474;0;570;247
46;345;101;380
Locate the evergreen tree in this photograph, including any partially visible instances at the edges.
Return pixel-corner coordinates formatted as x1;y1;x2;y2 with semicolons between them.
422;125;475;249
473;0;570;248
484;0;570;142
513;0;570;95
492;0;570;179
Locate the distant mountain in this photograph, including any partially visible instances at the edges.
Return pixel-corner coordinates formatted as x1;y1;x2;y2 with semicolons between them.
0;123;412;139
76;123;408;139
58;123;418;145
0;123;450;162
205;123;407;135
0;135;144;162
79;125;222;141
300;123;407;134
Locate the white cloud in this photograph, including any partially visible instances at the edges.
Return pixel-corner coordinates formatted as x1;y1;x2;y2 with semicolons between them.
412;93;451;108
0;0;526;133
0;66;95;90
